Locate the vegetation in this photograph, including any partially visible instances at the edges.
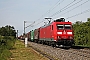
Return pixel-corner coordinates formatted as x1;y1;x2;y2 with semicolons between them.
73;18;90;47
0;25;16;60
9;40;48;60
0;36;16;60
0;25;48;60
0;25;16;37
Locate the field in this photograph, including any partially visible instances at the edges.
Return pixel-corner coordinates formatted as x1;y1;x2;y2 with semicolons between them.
9;40;48;60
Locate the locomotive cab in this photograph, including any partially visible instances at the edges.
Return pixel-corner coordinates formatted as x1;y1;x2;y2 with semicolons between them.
57;24;73;39
53;18;74;46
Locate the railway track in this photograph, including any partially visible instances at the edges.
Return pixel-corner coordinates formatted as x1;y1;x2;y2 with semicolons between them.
28;41;90;60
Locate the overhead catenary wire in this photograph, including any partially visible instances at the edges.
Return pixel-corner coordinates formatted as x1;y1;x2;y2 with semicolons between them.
58;0;90;17
33;0;76;26
50;0;83;17
66;9;90;19
34;8;90;28
34;0;64;22
25;21;35;28
27;0;90;31
48;0;65;14
32;19;45;28
31;0;64;27
32;0;88;27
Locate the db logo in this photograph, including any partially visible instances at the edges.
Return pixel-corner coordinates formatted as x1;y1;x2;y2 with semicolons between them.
64;30;66;34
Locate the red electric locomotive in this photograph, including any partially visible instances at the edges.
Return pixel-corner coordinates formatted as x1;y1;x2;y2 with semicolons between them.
39;18;74;46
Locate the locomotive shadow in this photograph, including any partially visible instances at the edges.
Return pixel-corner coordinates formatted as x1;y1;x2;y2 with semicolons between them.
56;45;90;50
70;46;90;49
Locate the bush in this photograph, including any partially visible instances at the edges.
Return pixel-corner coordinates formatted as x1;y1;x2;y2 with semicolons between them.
0;36;16;60
73;19;90;47
0;49;11;60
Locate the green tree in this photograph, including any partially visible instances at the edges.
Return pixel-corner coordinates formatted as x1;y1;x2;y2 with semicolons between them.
73;20;89;46
87;18;90;46
0;25;16;37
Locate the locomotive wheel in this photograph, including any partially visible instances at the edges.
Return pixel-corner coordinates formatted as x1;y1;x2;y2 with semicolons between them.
51;42;56;47
48;41;51;46
42;41;45;45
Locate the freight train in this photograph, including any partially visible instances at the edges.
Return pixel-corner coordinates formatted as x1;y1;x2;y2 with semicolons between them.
19;18;75;47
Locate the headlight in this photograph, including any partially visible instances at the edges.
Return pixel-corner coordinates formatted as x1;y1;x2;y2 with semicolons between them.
57;32;62;34
67;32;72;34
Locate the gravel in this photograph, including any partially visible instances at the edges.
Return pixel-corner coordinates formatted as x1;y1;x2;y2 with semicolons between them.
28;41;90;60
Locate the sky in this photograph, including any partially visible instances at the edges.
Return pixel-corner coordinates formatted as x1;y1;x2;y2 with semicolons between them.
0;0;90;36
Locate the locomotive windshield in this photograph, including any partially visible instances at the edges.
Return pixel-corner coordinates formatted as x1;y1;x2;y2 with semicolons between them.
57;24;71;30
64;25;71;30
57;25;64;30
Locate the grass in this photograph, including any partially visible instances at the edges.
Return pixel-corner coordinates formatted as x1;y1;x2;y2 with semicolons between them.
9;40;49;60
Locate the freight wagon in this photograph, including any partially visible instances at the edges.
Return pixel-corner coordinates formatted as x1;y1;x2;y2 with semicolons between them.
34;28;40;43
30;30;34;42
